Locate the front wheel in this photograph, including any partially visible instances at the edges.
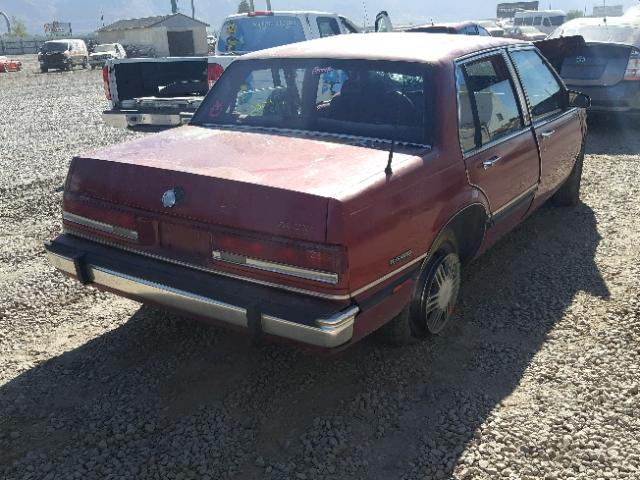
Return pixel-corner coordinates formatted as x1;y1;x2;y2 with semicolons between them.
378;230;461;345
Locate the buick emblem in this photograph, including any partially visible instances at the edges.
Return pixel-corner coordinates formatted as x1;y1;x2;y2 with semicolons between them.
576;56;587;64
162;187;184;208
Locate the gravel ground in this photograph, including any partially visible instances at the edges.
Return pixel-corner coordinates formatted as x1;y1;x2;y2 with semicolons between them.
1;55;639;480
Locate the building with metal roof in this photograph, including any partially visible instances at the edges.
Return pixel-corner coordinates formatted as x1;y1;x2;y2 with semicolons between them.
96;13;208;57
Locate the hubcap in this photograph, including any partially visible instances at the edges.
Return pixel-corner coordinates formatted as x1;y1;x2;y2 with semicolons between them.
424;253;461;334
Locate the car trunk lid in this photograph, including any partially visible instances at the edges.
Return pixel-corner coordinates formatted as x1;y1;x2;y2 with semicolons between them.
65;126;414;244
560;43;633;86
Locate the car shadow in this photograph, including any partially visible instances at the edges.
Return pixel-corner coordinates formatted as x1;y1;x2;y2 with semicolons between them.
586;113;640;156
0;202;607;478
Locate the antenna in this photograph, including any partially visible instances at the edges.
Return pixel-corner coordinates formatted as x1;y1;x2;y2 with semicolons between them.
362;1;369;30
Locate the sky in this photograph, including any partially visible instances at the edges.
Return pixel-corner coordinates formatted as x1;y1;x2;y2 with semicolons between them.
1;0;640;35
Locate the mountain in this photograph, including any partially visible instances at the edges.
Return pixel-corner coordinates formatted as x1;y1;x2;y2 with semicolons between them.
1;0;638;35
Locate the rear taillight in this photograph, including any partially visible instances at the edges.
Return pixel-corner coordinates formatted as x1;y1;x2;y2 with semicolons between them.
624;49;640;81
102;65;112;100
62;195;139;242
212;235;347;285
207;63;225;88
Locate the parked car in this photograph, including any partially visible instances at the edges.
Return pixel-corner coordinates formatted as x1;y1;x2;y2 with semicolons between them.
514;10;566;35
477;20;505;37
548;17;640;114
46;33;589;350
38;39;89;72
89;43;126;70
0;56;22;72
102;10;392;129
505;26;548;41
405;21;491;36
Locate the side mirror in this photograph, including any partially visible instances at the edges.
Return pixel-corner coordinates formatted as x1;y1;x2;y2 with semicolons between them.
568;90;591;109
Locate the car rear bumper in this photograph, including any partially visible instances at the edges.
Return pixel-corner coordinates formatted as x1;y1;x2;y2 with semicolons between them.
45;234;359;349
568;81;640;112
102;110;193;128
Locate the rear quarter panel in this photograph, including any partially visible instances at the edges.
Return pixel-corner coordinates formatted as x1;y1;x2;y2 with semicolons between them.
327;60;489;299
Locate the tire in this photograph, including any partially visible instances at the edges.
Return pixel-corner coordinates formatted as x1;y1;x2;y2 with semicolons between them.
378;230;461;346
82;58;88;69
40;67;48;73
551;143;585;207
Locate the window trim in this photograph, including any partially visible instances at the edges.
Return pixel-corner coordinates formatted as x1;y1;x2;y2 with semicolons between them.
454;48;530;157
507;46;569;125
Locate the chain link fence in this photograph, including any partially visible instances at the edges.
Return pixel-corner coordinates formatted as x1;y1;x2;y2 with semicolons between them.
0;37;96;55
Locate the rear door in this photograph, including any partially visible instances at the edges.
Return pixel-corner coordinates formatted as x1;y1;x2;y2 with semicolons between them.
509;47;583;198
456;51;539;221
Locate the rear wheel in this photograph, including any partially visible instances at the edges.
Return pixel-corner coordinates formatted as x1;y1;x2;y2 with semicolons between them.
551;143;585;207
40;66;48;73
379;230;461;346
82;58;88;69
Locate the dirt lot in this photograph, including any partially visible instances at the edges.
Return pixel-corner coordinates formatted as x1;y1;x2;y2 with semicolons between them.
1;56;639;480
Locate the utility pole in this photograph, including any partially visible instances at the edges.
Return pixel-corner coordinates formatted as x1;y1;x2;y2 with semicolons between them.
191;0;195;18
266;0;272;10
249;0;255;12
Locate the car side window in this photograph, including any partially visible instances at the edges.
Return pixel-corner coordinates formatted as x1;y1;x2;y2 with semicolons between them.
463;25;479;35
456;54;524;151
317;17;341;38
478;27;491;37
510;49;564;122
455;66;477;152
339;17;358;33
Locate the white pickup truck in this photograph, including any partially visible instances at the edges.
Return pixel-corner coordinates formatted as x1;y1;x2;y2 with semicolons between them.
102;10;392;128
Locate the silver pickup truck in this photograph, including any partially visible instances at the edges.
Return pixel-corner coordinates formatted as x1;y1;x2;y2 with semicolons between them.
102;10;392;128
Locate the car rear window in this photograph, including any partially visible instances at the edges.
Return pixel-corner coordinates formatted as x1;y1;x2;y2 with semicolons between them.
217;16;306;54
42;41;69;52
193;59;432;146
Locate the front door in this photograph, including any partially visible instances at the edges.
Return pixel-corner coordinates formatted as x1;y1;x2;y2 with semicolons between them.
456;52;540;220
509;48;583;200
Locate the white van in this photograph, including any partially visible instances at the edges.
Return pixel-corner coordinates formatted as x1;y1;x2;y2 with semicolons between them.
514;10;566;35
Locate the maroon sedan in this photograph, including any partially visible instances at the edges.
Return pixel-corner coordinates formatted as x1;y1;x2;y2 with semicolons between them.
46;33;589;350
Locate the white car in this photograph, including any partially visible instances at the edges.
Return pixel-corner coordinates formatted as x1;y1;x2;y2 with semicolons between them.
89;43;126;70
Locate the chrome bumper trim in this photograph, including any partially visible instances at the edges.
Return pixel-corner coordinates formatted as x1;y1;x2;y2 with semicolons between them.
102;111;192;128
47;251;357;348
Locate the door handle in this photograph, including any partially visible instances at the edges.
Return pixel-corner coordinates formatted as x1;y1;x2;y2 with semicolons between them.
541;130;556;139
482;156;502;170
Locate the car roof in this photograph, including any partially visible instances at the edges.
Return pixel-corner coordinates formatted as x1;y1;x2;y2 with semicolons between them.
239;32;525;65
224;11;336;20
560;16;640;28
